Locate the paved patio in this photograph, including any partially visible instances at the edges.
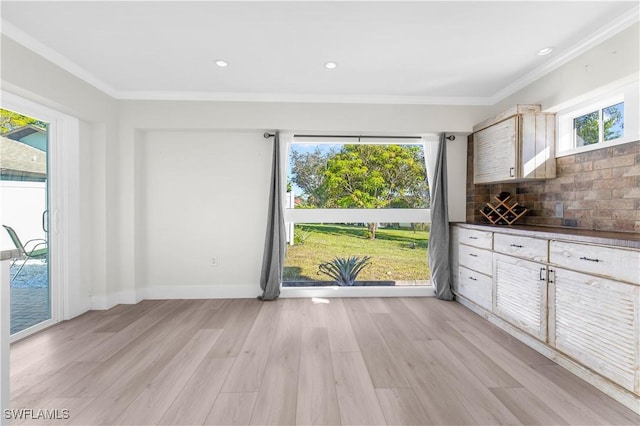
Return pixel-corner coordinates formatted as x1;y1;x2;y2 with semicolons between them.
10;260;49;335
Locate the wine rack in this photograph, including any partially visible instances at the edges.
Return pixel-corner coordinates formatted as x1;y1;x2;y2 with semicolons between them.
480;194;527;225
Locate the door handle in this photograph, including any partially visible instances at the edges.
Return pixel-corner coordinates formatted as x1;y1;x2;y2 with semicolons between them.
539;267;546;281
509;167;515;177
42;210;49;233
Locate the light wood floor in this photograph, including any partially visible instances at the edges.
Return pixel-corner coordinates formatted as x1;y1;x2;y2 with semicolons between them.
10;297;640;425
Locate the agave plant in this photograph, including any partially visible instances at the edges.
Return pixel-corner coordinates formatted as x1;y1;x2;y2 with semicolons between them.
317;255;372;286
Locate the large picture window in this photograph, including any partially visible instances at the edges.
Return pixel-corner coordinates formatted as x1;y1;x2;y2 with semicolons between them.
282;136;431;287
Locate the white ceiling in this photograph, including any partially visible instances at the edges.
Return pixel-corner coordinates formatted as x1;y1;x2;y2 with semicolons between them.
1;1;638;104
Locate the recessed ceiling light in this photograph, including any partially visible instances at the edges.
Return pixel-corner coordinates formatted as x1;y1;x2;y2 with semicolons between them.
325;61;337;69
537;47;553;56
215;60;228;67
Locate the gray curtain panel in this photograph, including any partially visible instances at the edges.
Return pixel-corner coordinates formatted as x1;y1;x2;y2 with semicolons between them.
259;132;286;301
428;133;454;300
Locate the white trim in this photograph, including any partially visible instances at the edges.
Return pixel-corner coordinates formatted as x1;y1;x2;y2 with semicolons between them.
1;20;119;98
116;91;492;106
90;289;140;310
280;285;435;298
0;258;10;415
8;318;56;344
1;91;83;335
144;284;262;300
285;208;431;224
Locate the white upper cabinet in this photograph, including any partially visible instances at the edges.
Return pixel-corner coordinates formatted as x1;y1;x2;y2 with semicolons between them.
473;105;556;184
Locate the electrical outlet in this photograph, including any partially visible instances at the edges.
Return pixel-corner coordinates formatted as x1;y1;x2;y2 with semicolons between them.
210;256;218;267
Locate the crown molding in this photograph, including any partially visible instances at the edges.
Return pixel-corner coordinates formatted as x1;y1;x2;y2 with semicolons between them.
1;19;119;98
116;90;493;105
489;5;639;105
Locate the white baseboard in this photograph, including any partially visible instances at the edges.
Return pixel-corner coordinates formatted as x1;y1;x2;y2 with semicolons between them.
143;284;262;300
92;283;434;307
90;289;139;310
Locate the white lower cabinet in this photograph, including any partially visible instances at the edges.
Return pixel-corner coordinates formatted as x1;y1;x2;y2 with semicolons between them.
451;225;640;409
550;267;640;394
493;253;548;341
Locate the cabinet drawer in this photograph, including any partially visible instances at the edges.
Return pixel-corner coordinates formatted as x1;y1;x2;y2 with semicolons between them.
457;266;492;311
458;228;493;250
494;254;547;341
550;268;639;393
494;233;548;262
550;241;640;284
459;245;492;276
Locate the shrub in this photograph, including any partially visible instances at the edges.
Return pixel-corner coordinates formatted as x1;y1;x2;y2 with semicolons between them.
317;255;372;286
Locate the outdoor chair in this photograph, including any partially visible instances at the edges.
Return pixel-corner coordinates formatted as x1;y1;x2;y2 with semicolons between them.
2;225;48;280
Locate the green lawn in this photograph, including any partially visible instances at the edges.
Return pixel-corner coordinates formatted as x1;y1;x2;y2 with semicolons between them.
283;223;430;283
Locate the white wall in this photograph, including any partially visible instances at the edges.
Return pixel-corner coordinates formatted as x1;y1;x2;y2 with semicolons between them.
115;102;483;300
0;181;47;250
139;130;270;298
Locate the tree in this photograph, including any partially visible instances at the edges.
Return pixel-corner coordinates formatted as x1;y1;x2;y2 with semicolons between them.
323;144;428;239
290;147;334;207
574;104;623;146
0;109;46;134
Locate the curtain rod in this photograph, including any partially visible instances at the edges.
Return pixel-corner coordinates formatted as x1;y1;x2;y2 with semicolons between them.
263;133;455;141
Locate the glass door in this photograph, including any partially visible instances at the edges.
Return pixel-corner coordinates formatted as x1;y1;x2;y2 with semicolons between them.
0;108;50;335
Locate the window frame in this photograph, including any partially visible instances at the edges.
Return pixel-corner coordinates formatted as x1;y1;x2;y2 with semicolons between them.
278;134;435;293
556;78;639;157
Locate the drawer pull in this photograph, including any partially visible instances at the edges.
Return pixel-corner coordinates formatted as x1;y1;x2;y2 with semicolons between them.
580;256;601;263
509;167;515;177
539;267;546;281
468;236;478;240
468;253;478;257
468;276;477;281
510;244;523;248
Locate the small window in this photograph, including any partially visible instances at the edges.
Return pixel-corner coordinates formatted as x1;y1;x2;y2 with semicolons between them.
574;102;624;148
556;78;637;157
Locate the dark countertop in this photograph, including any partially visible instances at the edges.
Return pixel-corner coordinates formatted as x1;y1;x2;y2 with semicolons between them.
452;222;640;249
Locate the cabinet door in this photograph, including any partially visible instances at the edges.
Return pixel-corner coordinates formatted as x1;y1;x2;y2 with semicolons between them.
473;117;517;184
519;114;556;180
494;254;547;341
550;268;639;393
